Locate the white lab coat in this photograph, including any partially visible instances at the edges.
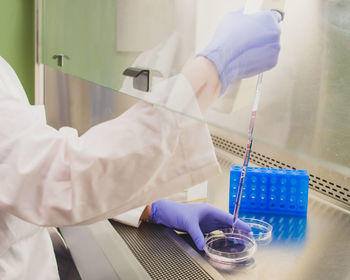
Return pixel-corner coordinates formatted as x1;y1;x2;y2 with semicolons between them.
0;57;220;279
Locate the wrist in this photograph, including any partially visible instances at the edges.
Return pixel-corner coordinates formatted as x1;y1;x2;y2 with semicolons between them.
200;51;239;94
140;204;152;222
182;56;221;113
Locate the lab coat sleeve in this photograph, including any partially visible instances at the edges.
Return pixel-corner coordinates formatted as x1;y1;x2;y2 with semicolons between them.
112;207;145;228
0;60;220;227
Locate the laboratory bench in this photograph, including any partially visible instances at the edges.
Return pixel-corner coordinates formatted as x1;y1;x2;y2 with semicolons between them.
57;161;350;280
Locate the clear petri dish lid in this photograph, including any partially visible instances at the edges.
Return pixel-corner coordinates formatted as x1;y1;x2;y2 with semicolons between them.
204;232;256;264
237;218;273;243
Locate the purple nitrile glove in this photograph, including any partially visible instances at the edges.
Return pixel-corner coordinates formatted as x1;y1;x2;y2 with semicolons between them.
198;9;281;94
150;199;250;250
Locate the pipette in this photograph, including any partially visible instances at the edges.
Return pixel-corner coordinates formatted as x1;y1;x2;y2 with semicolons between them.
232;73;263;226
232;4;284;227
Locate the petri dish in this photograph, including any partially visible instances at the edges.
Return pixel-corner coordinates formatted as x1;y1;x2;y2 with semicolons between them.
204;232;256;264
239;218;273;243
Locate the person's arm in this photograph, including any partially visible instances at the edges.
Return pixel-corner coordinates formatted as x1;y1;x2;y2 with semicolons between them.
140;205;152;222
0;57;220;227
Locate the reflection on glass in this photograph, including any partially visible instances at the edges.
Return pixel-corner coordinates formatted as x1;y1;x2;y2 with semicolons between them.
240;212;307;246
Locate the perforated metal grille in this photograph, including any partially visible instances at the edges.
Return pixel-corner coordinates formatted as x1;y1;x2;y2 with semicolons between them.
211;135;350;207
110;221;213;280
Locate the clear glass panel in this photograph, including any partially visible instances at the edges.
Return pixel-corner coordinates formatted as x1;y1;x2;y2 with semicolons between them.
41;0;350;176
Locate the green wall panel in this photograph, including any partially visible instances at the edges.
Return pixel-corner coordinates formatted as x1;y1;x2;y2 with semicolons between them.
41;0;138;92
0;0;35;104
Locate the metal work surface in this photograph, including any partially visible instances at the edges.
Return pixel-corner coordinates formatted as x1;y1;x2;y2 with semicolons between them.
109;186;350;280
60;171;350;280
110;221;220;280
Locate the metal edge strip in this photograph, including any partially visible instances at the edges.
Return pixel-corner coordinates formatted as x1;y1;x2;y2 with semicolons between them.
60;224;120;280
88;220;152;280
60;221;151;280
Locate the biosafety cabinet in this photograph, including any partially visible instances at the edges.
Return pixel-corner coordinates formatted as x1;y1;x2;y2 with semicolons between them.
36;0;350;279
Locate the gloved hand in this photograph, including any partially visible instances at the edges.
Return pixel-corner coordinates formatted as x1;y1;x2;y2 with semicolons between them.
150;199;250;250
198;9;281;94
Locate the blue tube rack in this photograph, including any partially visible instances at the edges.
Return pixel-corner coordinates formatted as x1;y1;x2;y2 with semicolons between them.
229;166;309;216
